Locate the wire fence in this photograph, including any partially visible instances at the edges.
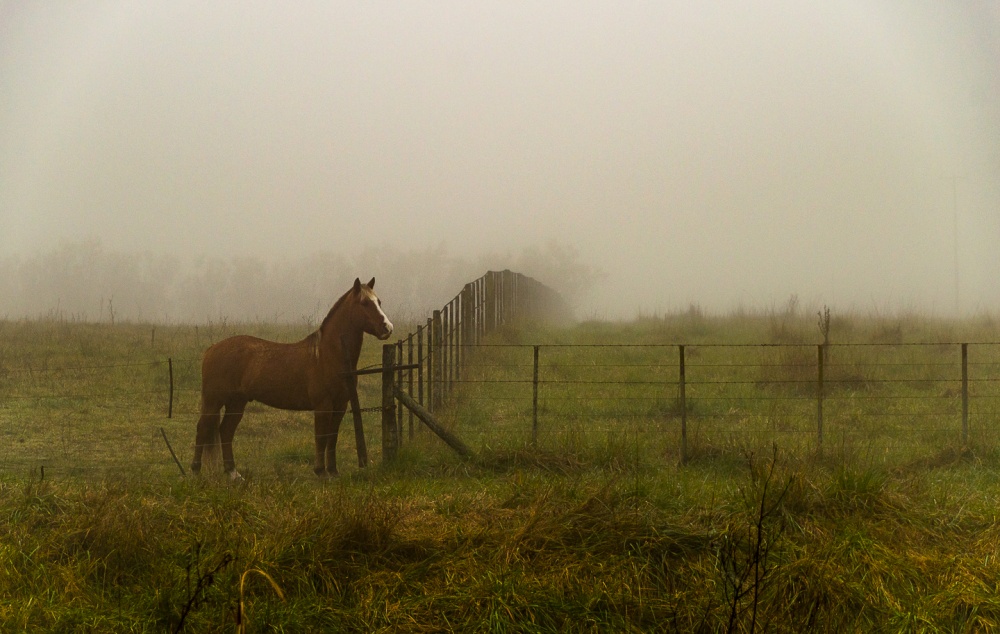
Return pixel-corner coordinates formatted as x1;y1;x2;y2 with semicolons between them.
390;341;1000;465
2;341;1000;479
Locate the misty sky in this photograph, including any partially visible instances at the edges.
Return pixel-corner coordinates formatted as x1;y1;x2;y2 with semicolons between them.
2;1;999;318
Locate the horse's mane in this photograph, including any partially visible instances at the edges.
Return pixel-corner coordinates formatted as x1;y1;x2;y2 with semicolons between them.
318;286;354;333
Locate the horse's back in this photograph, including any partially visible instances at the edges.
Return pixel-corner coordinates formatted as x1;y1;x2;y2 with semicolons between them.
201;335;315;409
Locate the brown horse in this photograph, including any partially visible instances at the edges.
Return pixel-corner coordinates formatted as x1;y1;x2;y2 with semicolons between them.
191;277;393;478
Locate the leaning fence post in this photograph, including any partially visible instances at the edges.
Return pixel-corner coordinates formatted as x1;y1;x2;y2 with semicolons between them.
382;344;398;462
679;345;687;465
817;344;825;449
961;343;969;445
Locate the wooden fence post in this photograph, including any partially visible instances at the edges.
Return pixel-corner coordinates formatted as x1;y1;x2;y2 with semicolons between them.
817;344;825;449
426;316;434;412
167;358;174;419
461;283;472;372
432;309;443;411
407;334;414;440
417;324;424;415
485;272;496;334
962;343;969;445
449;299;455;392
532;345;540;446
396;340;404;445
382;344;397;462
679;345;687;465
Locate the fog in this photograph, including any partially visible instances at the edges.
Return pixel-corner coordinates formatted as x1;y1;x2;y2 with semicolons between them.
2;2;998;321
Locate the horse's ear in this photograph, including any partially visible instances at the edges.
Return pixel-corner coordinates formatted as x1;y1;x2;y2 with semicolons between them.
367;277;375;289
353;278;362;293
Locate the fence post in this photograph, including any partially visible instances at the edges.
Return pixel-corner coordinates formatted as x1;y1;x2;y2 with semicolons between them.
396;340;404;445
449;300;455;391
532;345;540;446
679;345;687;465
817;344;825;449
485;272;496;334
407;334;415;440
168;358;174;419
382;344;398;462
426;316;434;412
961;343;969;445
417;324;424;416
432;310;443;411
461;283;472;372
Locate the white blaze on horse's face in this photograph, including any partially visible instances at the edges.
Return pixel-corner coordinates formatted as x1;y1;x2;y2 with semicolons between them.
361;285;393;340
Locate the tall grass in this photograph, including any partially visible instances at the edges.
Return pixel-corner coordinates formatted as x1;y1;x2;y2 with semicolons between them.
2;312;1000;630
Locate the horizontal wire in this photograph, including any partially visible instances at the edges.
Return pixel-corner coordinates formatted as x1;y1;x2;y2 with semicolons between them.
0;360;166;375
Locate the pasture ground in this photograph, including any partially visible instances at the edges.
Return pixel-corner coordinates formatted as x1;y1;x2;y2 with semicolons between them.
3;311;1000;631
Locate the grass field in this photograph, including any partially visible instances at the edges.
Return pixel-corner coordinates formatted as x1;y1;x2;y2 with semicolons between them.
3;311;1000;631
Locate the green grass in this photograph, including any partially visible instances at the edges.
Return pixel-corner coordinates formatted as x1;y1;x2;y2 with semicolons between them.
2;312;1000;631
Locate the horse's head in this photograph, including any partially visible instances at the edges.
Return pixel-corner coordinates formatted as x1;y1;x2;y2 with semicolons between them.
351;277;393;340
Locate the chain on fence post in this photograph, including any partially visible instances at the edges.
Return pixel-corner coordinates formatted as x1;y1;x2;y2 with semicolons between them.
962;343;969;445
679;345;687;465
817;344;825;450
381;344;398;462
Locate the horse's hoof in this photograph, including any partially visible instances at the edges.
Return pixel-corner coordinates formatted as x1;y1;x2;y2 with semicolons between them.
229;470;244;483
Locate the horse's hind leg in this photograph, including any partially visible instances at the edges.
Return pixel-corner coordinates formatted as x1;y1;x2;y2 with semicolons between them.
192;401;222;475
219;400;247;479
326;409;346;475
314;407;346;476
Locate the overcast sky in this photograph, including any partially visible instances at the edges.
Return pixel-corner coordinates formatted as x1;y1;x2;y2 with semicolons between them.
2;1;998;318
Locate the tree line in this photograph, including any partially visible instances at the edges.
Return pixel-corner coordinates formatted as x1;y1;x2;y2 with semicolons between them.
0;240;598;324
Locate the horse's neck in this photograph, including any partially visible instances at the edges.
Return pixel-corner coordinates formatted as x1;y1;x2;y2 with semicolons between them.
317;312;364;369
